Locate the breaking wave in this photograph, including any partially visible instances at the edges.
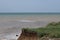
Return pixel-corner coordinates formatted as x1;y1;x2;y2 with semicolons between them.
18;20;35;22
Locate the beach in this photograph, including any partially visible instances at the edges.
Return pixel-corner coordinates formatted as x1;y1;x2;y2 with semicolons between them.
0;13;60;40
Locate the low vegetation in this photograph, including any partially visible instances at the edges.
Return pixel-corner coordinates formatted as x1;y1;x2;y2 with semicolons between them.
22;22;60;38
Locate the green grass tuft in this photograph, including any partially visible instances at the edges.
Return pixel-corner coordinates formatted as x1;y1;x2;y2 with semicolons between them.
22;22;60;38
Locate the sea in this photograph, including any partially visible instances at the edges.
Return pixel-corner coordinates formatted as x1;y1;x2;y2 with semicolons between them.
0;13;60;40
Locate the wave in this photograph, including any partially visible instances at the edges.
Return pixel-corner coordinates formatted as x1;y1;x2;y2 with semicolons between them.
18;20;35;22
0;32;20;40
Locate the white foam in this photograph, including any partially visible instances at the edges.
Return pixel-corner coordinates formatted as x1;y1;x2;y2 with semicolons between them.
0;33;20;40
18;20;35;22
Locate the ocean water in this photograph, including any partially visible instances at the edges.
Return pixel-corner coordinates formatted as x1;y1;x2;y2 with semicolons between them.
0;13;60;40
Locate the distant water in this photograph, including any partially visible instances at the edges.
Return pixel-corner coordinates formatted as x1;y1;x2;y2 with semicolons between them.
0;13;60;15
0;13;60;40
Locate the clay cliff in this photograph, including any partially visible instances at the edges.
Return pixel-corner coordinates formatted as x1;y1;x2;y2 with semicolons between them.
17;29;40;40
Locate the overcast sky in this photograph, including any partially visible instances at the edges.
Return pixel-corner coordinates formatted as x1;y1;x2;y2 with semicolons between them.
0;0;60;12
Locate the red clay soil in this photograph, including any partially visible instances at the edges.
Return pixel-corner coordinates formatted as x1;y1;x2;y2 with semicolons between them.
17;29;40;40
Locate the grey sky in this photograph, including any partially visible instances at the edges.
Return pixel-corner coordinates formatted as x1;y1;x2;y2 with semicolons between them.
0;0;60;12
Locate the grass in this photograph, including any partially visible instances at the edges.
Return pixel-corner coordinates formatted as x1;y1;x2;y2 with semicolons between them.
22;22;60;38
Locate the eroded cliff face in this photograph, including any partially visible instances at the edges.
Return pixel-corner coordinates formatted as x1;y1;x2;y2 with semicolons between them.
17;29;40;40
